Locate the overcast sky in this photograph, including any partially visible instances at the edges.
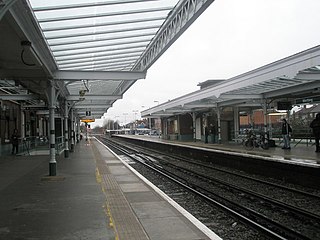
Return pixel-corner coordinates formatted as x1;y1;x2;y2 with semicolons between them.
93;0;320;127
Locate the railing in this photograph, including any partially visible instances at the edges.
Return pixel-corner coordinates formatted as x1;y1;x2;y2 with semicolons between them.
55;136;65;154
0;136;66;156
234;127;314;147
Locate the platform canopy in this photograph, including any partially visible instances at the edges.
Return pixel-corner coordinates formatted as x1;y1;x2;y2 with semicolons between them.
141;45;320;118
0;0;215;118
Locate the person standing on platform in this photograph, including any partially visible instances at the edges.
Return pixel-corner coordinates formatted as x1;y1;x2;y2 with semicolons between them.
11;129;19;155
281;119;292;149
204;126;209;144
310;113;320;152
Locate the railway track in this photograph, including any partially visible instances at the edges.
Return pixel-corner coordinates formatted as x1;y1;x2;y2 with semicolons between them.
99;136;320;240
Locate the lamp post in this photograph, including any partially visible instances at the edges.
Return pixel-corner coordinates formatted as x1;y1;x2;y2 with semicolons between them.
115;116;119;131
133;110;139;134
123;113;128;133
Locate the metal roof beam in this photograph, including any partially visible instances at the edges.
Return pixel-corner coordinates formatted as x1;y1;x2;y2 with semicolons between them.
52;39;150;53
295;72;320;81
54;70;146;81
58;53;141;67
47;25;160;41
218;99;251;107
33;0;162;12
54;44;146;58
73;104;112;109
143;113;174;118
77;109;106;112
61;60;136;71
50;32;156;47
66;95;122;101
42;16;165;32
57;51;142;64
77;110;106;114
0;94;39;100
220;94;263;99
85;65;133;71
264;81;320;98
236;103;263;107
183;103;217;108
59;57;138;69
37;6;172;23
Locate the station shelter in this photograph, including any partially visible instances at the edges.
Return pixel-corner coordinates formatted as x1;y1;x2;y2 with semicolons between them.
0;0;216;176
141;46;320;144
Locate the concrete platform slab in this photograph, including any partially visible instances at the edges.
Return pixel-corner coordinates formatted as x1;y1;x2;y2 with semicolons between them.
131;201;178;218
140;216;205;240
108;165;131;175
114;174;140;183
120;182;150;192
124;191;162;203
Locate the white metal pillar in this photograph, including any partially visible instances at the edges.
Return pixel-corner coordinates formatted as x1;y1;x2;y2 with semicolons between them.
263;101;268;141
64;101;69;158
234;106;239;140
49;81;56;176
70;109;75;152
217;107;222;144
20;107;25;139
192;112;196;142
77;117;80;143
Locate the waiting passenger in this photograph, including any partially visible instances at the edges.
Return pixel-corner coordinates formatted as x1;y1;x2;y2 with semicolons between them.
281;119;292;150
11;129;19;155
310;113;320;152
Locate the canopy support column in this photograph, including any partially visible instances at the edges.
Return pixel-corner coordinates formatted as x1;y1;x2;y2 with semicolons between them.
263;101;269;145
64;101;69;158
77;117;80;143
49;81;56;176
70;109;74;152
233;106;239;140
192;112;196;142
217;107;222;144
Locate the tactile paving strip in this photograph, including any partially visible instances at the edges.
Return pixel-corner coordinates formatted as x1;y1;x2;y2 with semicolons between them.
91;141;149;240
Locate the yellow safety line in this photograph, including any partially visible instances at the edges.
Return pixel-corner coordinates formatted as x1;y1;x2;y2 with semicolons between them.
93;144;120;240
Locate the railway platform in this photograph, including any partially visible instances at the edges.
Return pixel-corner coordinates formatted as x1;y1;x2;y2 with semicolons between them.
116;135;320;167
0;138;219;240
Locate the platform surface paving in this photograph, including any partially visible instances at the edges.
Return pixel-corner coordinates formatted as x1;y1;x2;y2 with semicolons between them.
0;139;218;240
